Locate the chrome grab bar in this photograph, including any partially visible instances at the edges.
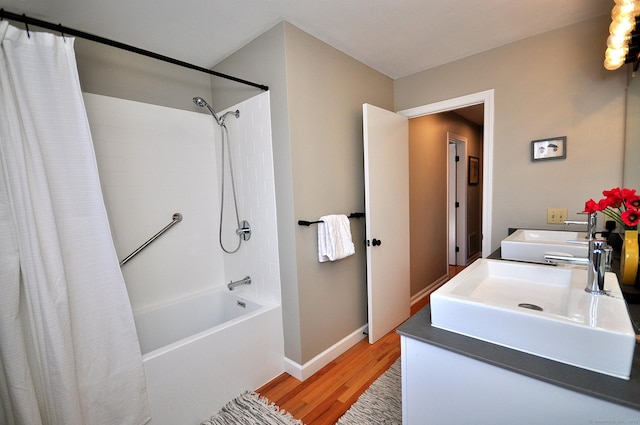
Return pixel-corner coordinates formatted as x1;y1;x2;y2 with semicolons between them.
119;213;183;266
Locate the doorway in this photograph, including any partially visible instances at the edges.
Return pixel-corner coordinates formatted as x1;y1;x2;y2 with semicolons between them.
399;90;493;258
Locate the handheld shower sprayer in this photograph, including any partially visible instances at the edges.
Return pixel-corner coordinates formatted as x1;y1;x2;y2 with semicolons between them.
193;97;240;125
193;95;249;254
193;96;221;124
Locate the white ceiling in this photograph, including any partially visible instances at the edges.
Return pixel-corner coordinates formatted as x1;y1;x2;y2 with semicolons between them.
2;0;611;79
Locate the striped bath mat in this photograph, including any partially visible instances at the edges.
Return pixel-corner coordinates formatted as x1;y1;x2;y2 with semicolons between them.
201;391;304;425
336;358;402;424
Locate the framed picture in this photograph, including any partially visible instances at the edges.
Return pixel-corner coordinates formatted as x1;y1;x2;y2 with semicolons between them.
531;136;566;161
468;156;479;185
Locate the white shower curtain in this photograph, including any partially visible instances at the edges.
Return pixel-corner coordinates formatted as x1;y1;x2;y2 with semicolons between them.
0;22;150;425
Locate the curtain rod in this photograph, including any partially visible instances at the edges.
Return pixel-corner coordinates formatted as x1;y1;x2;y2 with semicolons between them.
0;9;269;91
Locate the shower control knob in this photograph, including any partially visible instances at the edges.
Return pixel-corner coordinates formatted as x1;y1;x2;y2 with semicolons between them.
372;238;382;246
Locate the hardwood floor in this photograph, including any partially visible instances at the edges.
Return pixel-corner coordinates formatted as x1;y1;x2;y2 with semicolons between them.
256;265;465;425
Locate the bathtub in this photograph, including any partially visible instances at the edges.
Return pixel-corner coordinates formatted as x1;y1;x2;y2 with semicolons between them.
134;289;284;425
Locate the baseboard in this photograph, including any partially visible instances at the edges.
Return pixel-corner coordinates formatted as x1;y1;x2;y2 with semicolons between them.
284;324;368;381
410;274;449;306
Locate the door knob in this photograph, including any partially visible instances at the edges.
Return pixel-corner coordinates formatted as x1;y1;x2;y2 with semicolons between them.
372;238;382;246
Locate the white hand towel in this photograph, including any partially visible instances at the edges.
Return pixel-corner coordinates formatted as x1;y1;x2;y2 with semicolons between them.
318;214;356;262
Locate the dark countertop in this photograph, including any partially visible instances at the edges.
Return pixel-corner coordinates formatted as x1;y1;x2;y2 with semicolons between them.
398;253;640;412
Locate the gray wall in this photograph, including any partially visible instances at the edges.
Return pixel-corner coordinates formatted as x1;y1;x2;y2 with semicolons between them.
74;39;212;111
395;15;628;250
625;69;640;190
212;22;394;365
285;24;393;363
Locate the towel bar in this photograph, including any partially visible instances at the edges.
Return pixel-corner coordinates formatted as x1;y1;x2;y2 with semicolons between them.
298;212;364;226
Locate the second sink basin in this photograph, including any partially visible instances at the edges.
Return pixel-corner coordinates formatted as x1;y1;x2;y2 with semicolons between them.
430;259;636;379
501;229;589;263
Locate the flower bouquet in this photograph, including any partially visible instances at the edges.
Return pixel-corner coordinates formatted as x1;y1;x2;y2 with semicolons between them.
584;187;639;230
585;187;639;285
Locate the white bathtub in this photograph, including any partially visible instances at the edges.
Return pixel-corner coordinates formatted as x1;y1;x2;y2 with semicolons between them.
134;289;284;425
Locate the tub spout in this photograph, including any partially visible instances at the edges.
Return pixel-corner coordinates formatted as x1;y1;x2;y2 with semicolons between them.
228;275;251;291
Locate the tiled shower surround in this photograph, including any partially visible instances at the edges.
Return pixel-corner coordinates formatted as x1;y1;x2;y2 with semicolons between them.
85;91;281;313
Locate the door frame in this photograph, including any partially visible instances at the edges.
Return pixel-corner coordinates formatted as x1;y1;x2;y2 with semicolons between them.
398;89;494;258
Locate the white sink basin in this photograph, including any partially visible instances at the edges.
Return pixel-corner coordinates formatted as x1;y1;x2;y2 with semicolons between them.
431;259;636;379
501;229;589;263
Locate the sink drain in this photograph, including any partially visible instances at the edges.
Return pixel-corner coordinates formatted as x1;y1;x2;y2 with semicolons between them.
518;303;543;312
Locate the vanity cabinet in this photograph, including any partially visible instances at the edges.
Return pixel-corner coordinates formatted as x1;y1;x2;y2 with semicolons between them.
398;307;640;425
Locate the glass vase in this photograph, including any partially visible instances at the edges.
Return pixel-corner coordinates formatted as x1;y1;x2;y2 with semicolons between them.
621;229;639;285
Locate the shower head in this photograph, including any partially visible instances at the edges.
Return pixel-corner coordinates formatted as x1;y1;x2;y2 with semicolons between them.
192;96;207;108
193;96;221;124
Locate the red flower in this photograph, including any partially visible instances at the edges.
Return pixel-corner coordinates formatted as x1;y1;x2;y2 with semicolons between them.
584;199;600;213
602;187;620;198
622;209;640;227
626;195;640;210
585;187;639;230
621;188;637;198
601;187;636;208
599;197;616;209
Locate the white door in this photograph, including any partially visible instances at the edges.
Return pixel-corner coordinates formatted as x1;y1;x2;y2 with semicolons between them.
363;103;410;343
448;143;457;265
448;134;468;266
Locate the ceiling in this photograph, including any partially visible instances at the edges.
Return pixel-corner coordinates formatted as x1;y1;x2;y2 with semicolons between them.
2;0;611;79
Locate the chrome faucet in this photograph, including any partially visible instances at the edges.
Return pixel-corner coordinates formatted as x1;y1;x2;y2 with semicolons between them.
562;211;613;272
564;210;597;239
228;275;251;291
545;212;609;293
544;212;595;265
586;239;607;294
582;212;606;294
543;254;588;265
